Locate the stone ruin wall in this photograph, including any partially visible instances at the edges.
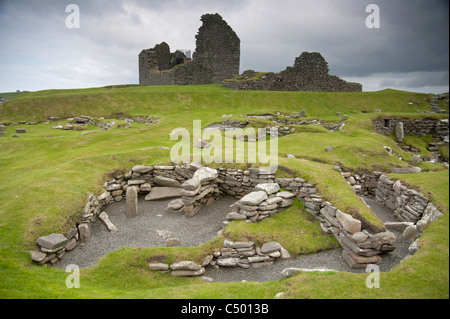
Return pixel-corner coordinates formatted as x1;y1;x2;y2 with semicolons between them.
30;161;445;271
373;117;449;140
222;52;362;92
139;13;240;86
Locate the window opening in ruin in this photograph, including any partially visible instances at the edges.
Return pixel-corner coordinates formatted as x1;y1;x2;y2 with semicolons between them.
384;119;391;128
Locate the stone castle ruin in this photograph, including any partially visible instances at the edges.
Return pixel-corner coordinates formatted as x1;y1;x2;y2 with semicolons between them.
139;13;240;86
139;13;361;91
222;52;362;92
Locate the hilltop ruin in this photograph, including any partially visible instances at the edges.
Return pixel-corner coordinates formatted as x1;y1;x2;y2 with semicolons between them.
138;13;361;92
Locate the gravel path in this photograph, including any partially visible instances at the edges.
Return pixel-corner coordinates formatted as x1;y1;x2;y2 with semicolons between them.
55;195;414;282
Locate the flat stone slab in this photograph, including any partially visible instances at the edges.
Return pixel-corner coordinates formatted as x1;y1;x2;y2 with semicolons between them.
170;260;202;271
239;191;268;206
255;183;280;195
145;187;182;201
36;233;68;250
261;241;282;254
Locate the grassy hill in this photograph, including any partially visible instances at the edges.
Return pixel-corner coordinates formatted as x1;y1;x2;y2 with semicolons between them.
0;84;448;299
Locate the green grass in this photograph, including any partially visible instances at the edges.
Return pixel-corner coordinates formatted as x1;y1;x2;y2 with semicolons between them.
0;85;448;299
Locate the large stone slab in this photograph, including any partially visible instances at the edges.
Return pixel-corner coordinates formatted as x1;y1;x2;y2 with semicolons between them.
154;176;181;187
145;187;182;200
36;233;68;250
132;165;153;173
239;191;268;206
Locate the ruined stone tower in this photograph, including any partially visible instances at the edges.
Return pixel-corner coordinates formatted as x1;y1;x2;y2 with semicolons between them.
139;13;240;86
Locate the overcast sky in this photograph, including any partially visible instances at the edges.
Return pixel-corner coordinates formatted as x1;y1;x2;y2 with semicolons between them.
0;0;448;93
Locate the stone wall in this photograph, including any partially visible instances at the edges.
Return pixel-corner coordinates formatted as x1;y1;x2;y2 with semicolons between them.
222;52;362;92
373;117;449;142
32;162;444;270
139;14;240;86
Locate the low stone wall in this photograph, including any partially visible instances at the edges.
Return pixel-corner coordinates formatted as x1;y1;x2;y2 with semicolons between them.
226;183;295;223
148;240;291;277
32;162;444;270
373;117;449;143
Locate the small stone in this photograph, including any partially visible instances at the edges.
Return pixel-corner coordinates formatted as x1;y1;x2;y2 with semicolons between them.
260;241;282;254
30;250;47;263
170;261;201;271
325;146;334;152
65;238;77;251
171;268;205;277
149;263;169;271
216;257;240;267
78;223;91;241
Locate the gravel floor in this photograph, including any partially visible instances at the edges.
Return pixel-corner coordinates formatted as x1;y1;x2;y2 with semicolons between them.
55;195;414;282
56;196;236;269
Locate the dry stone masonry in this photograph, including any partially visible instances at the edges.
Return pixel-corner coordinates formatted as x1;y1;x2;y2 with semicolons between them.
31;160;443;271
139;13;240;86
222;52;362;92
